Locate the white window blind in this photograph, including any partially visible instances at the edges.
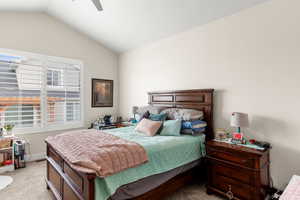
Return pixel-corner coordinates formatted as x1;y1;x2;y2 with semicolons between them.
0;50;83;134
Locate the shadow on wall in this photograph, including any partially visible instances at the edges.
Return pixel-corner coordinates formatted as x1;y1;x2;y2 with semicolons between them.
251;116;287;141
250;115;300;189
271;143;300;189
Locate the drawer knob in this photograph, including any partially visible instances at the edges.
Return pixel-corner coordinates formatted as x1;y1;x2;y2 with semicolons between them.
226;185;234;200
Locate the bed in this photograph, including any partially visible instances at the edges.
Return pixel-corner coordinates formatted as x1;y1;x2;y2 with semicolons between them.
45;89;214;200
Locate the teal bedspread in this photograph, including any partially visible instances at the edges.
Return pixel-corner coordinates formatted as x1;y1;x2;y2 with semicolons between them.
95;126;206;200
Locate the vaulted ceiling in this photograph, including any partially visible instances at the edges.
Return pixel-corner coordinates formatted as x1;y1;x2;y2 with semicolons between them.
0;0;270;53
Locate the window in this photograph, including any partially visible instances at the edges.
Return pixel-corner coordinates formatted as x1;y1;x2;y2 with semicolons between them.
66;102;80;121
47;69;63;87
0;49;83;134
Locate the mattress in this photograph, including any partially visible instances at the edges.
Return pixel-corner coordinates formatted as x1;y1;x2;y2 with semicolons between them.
110;159;201;200
95;126;206;200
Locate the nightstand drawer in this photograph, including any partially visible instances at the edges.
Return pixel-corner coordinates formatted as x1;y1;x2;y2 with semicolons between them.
207;147;255;168
212;161;254;185
211;173;255;200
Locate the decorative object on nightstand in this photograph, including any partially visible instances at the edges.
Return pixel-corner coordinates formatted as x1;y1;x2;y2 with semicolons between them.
206;140;270;200
231;112;249;144
215;128;229;140
131;106;139;123
93;120;133;130
103;115;112;125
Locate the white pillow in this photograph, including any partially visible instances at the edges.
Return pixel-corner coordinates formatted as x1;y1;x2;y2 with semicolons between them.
161;108;204;121
137;106;165;115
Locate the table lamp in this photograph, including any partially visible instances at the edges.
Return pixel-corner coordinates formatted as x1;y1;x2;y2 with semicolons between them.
132;106;139;123
230;112;249;141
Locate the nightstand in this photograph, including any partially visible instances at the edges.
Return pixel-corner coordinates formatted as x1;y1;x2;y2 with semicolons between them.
206;140;270;200
93;122;134;130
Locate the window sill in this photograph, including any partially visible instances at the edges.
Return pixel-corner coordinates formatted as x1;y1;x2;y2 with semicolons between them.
12;122;85;136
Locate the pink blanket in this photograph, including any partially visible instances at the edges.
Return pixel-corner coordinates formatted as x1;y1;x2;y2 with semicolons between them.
45;129;148;177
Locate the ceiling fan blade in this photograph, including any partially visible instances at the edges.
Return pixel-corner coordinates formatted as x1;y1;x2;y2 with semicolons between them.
91;0;103;11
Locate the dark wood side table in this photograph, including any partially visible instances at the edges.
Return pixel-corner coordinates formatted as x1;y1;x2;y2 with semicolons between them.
206;140;270;200
93;122;133;130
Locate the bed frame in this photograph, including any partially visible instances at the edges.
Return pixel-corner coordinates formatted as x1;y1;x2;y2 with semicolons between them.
46;89;214;200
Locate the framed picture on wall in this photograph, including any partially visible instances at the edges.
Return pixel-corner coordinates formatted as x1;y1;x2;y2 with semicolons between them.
91;79;113;107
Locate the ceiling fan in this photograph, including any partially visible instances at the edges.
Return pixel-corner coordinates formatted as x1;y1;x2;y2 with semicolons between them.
91;0;103;11
73;0;103;11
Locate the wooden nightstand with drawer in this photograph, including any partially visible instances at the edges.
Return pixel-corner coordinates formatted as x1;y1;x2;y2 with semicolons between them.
206;140;270;200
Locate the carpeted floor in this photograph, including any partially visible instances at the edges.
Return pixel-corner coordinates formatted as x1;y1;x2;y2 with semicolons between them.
0;161;221;200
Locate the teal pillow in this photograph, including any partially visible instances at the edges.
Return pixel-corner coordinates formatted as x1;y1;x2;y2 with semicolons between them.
160;119;182;136
149;113;167;121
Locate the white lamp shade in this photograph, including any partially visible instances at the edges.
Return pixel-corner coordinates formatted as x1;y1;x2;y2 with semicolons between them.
132;106;139;114
230;112;249;128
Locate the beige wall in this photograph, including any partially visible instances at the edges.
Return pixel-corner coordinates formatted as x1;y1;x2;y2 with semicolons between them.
119;0;300;188
0;12;118;156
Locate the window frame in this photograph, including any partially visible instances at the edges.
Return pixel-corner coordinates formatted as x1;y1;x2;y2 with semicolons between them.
0;48;84;135
47;68;64;89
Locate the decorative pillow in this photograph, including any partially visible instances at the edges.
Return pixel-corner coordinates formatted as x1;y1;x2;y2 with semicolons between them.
138;110;150;121
161;108;204;121
135;118;162;136
181;127;206;134
181;129;205;136
149;113;167;121
181;120;207;129
160;119;182;136
137;106;165;115
181;120;207;135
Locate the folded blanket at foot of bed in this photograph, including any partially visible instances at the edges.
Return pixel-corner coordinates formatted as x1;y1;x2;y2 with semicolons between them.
45;129;148;177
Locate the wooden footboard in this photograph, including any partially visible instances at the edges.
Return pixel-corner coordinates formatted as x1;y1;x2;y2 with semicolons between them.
46;143;96;200
46;143;205;200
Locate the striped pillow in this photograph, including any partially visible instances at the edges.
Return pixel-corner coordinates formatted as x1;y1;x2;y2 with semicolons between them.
181;120;207;134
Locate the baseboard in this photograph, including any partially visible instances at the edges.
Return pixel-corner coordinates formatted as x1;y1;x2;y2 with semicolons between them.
25;153;46;162
0;164;14;174
0;153;45;174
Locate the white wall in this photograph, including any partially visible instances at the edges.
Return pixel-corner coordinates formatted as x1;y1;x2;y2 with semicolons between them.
119;0;300;188
0;12;118;156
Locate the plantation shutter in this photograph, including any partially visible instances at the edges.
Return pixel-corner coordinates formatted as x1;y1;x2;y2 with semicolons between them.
0;52;82;133
46;61;81;126
0;55;43;129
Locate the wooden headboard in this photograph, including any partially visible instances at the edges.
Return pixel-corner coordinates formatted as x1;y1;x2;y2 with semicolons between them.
148;89;214;140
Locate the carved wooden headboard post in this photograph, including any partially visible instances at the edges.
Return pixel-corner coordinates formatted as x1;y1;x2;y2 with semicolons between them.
148;89;214;140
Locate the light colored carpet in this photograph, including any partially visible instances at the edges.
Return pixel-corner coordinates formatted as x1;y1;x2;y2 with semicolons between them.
0;161;221;200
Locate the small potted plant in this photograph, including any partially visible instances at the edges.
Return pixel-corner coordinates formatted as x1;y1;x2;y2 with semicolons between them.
3;124;14;136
